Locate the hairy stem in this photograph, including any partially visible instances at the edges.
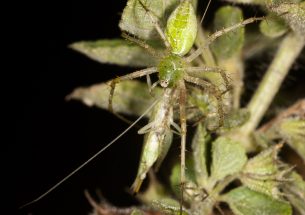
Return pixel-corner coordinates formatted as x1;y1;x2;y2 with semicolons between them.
237;32;305;150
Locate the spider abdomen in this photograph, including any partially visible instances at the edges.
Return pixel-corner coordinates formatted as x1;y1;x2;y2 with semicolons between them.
165;0;197;56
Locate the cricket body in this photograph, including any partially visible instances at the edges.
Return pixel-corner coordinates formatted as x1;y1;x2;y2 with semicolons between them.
131;88;175;192
131;0;197;196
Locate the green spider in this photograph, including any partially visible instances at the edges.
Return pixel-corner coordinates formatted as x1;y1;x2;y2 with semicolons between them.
107;0;261;196
20;0;263;210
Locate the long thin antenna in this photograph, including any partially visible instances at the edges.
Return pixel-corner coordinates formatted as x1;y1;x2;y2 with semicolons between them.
19;99;159;209
200;0;212;24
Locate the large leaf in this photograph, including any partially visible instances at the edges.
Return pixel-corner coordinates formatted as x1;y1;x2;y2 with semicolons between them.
70;39;157;67
223;186;292;215
119;0;180;40
210;137;247;183
67;79;206;122
67;80;162;116
211;6;245;59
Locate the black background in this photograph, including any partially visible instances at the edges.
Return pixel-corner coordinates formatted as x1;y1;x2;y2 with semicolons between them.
12;1;144;215
9;1;305;215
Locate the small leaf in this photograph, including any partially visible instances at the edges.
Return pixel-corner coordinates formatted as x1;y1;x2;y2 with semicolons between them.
243;144;281;176
119;0;180;40
282;171;305;215
258;100;305;162
67;80;161;116
241;144;283;198
278;118;305;162
269;1;305;36
240;175;280;199
70;39;157;67
191;123;210;187
211;6;245;59
210;137;247;183
259;14;288;38
223;186;292;215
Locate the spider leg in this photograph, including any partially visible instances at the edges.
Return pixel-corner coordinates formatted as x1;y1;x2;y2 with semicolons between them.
137;0;170;48
178;80;187;214
122;32;163;58
186;66;232;93
108;67;157;113
146;74;160;97
186;17;264;62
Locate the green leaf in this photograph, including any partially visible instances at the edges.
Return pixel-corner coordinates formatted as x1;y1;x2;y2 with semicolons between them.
223;186;292;215
282;171;305;215
241;144;283;198
67;79;203;122
269;1;305;36
191;123;210;187
211;6;245;59
67;80;161;116
210;137;247;183
119;0;180;40
278;118;305;162
259;14;288;38
70;39;157;67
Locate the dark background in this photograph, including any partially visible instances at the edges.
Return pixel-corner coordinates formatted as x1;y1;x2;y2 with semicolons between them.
12;1;144;215
9;1;305;215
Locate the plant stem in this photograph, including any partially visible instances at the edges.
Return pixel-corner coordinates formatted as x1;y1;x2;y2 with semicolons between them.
234;33;305;150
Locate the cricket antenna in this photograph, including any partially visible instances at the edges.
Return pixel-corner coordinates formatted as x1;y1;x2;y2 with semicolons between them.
200;0;212;24
19;99;159;209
